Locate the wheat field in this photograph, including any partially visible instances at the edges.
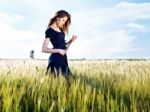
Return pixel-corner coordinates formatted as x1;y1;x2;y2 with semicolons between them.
0;59;150;112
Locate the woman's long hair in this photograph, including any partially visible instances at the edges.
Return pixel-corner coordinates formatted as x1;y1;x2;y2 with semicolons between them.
48;10;71;34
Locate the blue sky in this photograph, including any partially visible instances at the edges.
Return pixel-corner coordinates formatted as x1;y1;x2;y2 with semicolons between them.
0;0;150;59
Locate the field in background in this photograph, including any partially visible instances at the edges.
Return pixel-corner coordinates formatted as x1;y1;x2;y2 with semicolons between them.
0;59;150;112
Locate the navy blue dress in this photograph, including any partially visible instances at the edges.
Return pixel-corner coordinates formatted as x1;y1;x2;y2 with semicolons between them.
45;27;72;76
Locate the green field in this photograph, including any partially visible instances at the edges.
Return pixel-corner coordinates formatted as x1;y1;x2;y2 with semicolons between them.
0;59;150;112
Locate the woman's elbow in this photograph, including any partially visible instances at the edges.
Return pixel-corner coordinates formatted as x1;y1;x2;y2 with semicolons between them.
42;49;44;53
42;47;46;53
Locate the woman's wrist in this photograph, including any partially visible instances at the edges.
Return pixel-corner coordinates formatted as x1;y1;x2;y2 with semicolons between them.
50;48;60;53
55;49;60;53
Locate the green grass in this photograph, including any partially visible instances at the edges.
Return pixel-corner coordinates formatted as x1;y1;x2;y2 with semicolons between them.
0;60;150;112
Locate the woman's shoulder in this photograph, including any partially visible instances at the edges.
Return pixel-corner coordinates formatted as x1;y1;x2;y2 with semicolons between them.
45;27;56;38
45;27;54;33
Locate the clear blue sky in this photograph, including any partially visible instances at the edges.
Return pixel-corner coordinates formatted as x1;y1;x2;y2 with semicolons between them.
0;0;150;59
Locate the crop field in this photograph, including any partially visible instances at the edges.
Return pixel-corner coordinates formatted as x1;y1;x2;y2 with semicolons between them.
0;59;150;112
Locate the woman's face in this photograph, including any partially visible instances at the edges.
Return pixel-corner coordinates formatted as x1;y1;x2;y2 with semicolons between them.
56;16;68;28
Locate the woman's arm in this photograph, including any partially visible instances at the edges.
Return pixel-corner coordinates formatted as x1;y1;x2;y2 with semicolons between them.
42;38;66;55
65;35;77;50
66;38;73;45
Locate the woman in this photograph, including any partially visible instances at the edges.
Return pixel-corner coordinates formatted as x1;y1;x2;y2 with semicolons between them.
42;10;77;77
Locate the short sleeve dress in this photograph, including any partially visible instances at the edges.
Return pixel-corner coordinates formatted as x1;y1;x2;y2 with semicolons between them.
45;27;72;76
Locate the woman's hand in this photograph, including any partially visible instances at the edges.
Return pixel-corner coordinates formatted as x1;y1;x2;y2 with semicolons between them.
71;35;77;42
58;49;67;56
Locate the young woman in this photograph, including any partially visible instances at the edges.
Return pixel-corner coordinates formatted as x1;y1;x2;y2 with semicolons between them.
42;10;77;77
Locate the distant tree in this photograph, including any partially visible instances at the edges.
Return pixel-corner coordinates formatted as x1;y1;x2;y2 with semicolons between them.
30;50;35;59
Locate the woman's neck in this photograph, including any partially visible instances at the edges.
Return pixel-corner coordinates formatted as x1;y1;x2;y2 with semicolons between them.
50;23;61;32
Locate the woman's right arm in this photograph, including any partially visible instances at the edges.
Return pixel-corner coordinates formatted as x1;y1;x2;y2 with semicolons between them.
42;38;66;55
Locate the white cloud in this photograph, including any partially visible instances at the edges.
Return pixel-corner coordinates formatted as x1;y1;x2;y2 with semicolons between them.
20;0;50;9
0;12;12;24
113;2;150;21
72;2;150;28
0;12;46;59
0;1;150;59
67;2;150;59
127;22;144;30
0;12;25;25
13;15;25;22
68;29;136;59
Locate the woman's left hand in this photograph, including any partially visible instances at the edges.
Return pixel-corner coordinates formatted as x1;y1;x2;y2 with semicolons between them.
71;35;77;42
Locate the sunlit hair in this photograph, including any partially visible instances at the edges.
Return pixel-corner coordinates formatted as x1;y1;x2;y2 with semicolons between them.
47;10;71;34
